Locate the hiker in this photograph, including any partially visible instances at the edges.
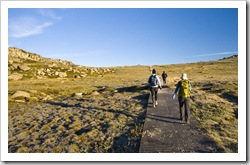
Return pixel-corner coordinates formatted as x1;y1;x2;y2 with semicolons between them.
162;71;168;85
172;73;192;124
148;69;162;107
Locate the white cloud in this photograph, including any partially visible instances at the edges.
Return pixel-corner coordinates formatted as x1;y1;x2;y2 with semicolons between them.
9;16;53;38
190;51;238;57
38;9;62;20
9;9;62;38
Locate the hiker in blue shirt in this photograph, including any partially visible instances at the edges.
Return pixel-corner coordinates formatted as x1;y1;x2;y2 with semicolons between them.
172;73;192;124
148;69;162;107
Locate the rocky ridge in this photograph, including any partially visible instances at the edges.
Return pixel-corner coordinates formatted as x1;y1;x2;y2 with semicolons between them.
8;47;115;80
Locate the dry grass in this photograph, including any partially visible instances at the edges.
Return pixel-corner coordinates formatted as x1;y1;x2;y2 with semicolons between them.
8;56;238;153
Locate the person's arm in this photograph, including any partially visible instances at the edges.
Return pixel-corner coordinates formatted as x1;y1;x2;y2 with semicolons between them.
173;82;180;94
172;82;180;99
147;76;151;86
157;76;162;88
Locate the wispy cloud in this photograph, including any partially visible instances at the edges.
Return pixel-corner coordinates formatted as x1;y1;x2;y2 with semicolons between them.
38;9;63;20
9;9;62;38
189;52;238;57
9;16;53;38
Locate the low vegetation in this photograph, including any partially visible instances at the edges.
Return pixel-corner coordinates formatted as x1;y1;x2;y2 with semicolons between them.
8;48;238;153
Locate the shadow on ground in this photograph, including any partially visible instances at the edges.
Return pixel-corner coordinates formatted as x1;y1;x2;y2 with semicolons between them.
44;85;150;153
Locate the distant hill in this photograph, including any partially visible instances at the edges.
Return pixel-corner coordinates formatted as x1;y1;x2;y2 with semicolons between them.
8;47;115;80
219;55;238;61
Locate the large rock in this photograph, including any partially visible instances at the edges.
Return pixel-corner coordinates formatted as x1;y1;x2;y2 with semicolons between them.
8;73;23;80
12;64;19;69
55;72;67;78
18;64;30;71
11;91;30;100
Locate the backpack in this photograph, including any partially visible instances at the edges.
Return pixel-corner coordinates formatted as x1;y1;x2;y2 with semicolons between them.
178;80;189;98
162;73;167;79
150;75;158;86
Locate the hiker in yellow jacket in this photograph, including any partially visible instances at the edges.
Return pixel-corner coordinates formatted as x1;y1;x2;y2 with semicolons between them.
172;73;192;124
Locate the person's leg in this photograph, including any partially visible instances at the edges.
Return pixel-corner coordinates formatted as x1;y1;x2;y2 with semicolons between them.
178;96;185;121
155;87;158;105
184;97;190;124
150;87;155;107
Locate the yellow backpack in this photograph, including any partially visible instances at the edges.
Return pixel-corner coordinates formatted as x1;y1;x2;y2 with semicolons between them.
178;80;189;98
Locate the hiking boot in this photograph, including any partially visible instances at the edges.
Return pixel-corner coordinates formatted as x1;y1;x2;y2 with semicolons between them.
181;120;185;124
155;101;158;105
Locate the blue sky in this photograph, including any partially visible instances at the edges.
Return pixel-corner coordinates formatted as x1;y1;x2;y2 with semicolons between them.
8;8;238;67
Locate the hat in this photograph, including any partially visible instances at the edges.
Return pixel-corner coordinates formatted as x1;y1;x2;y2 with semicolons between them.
180;73;188;80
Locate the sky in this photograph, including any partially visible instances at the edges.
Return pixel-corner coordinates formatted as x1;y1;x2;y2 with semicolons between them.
8;8;238;67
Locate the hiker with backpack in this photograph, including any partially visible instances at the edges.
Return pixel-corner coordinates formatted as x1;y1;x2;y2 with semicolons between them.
162;71;168;85
148;69;162;107
172;73;192;124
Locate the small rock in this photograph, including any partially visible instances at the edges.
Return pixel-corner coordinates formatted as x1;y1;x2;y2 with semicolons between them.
91;91;100;96
74;93;83;97
15;100;26;103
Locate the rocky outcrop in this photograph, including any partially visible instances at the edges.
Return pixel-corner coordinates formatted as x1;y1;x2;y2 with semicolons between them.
8;47;115;80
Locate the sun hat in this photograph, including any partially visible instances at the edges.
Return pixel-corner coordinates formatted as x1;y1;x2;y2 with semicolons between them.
180;73;188;80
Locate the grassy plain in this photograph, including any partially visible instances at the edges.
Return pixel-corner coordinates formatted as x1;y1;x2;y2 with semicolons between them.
8;56;238;153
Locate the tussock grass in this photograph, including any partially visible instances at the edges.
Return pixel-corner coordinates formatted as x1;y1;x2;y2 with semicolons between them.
8;56;238;153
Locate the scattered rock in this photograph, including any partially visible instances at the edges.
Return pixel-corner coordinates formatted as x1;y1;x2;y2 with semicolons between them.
48;63;57;68
55;72;67;78
8;73;23;80
42;95;53;101
8;48;114;80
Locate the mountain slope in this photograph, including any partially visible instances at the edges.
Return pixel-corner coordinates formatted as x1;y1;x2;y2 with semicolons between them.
8;47;114;80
